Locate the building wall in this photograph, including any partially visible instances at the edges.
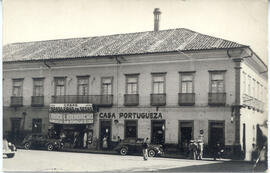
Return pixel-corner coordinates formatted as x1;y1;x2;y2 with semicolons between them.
239;58;268;161
3;50;239;151
3;51;236;107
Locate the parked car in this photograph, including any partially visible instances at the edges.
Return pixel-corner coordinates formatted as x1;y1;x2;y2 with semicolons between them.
22;134;63;151
114;138;164;157
3;139;16;158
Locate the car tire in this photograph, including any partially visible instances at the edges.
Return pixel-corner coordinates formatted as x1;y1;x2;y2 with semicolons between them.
148;149;156;157
6;153;15;158
120;147;128;156
47;144;54;151
24;142;31;150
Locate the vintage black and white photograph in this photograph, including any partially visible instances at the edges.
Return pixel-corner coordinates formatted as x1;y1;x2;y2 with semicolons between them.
2;0;268;172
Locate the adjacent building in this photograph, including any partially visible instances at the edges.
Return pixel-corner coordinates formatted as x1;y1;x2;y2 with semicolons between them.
3;9;267;160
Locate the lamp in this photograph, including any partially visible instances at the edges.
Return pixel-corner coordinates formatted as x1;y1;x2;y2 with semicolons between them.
162;124;165;131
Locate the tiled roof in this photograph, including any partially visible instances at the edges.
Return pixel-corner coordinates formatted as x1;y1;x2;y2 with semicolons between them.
3;28;247;62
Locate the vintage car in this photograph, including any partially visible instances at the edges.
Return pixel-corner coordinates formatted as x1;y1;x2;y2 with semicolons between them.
22;134;63;151
3;139;16;158
114;138;164;157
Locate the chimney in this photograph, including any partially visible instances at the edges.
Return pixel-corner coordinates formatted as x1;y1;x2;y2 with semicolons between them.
153;8;161;31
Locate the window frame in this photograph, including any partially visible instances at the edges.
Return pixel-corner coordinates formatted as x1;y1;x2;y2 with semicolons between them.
151;73;166;94
54;77;67;96
179;72;195;93
77;76;90;96
12;78;24;97
125;74;139;94
209;71;226;93
101;76;113;95
242;72;246;94
32;78;44;96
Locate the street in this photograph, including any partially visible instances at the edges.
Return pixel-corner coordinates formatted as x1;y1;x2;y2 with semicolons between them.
3;149;256;172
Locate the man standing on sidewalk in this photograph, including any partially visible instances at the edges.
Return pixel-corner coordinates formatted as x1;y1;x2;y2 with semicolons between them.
142;138;149;161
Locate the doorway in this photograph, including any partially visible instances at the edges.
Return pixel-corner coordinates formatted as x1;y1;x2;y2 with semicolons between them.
209;121;225;148
100;120;112;149
151;120;165;144
124;120;137;138
179;121;194;150
242;123;246;158
10;118;22;144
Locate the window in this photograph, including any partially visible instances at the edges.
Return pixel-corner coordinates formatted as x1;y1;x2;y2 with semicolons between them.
152;74;165;94
248;76;251;96
252;79;255;98
125;120;137;138
32;119;42;133
260;84;263;101
126;75;139;94
242;72;246;94
180;73;194;93
77;76;89;95
12;79;23;96
101;77;113;95
33;78;44;96
257;82;260;99
210;72;225;93
54;77;66;96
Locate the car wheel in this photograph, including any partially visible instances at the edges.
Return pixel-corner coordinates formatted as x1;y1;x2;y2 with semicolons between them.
120;147;128;155
47;144;54;151
6;153;15;158
148;149;156;157
24;142;31;150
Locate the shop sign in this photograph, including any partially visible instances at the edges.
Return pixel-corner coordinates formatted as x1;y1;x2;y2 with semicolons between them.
49;104;94;113
99;112;163;119
49;113;93;124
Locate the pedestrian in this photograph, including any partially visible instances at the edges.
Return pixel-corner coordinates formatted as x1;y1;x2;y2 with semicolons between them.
117;136;122;144
73;131;78;148
83;131;88;149
213;142;222;160
251;143;258;163
142;137;149;161
253;145;268;172
102;136;108;150
189;140;197;160
197;139;204;160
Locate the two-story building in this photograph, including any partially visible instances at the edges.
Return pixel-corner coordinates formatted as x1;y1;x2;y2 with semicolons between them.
3;11;267;160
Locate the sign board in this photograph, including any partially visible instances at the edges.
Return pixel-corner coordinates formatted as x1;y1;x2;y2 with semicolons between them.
49;104;94;124
49;113;93;124
99;112;163;120
49;103;94;113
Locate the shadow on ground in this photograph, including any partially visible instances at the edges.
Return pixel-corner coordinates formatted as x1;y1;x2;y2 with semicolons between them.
159;161;266;172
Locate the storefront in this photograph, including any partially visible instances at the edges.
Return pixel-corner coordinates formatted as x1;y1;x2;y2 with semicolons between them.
49;103;95;149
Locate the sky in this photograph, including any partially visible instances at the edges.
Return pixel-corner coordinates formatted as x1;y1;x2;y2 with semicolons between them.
3;0;268;63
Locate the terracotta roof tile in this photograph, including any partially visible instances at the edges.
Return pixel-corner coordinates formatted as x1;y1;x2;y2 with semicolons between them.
3;28;246;62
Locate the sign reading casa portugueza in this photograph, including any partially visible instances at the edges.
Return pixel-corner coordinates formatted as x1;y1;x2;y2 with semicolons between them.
99;112;163;119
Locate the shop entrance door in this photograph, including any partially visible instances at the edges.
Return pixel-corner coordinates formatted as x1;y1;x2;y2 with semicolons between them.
151;120;165;144
209;121;225;148
179;121;193;150
100;120;112;149
10;118;22;144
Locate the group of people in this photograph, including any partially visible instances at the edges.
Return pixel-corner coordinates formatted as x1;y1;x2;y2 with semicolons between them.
188;140;204;160
48;128;93;149
185;139;224;160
